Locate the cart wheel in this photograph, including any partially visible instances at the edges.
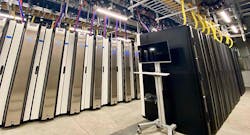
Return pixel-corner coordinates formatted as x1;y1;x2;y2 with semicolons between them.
137;128;142;134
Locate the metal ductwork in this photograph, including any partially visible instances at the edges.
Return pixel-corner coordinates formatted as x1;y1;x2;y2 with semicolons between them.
200;0;225;10
202;0;223;6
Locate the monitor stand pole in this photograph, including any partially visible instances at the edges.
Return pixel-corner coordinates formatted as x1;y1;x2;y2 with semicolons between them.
135;63;176;135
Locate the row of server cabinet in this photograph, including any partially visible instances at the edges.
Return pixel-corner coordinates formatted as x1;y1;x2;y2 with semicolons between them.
0;19;140;127
140;26;245;135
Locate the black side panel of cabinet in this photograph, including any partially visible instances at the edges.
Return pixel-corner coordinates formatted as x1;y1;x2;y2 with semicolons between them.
141;26;208;135
140;26;244;135
231;50;245;95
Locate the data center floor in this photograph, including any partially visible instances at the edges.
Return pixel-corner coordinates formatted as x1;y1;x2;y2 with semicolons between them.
0;88;249;135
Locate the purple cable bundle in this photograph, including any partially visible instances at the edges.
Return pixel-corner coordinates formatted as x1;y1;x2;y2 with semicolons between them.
54;2;67;28
103;16;108;37
124;23;127;39
17;0;25;22
89;11;96;35
115;20;118;38
137;9;150;32
74;4;83;31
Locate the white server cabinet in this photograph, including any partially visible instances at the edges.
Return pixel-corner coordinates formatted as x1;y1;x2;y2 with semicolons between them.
30;28;53;120
81;34;94;110
0;17;7;37
4;23;39;127
92;35;103;109
117;40;124;102
110;39;118;105
70;32;86;114
56;31;75;115
0;20;16;86
133;42;141;99
56;31;70;115
101;37;110;105
127;41;135;99
41;28;65;120
128;42;135;99
0;17;7;53
23;26;46;121
0;23;24;126
123;41;132;102
60;31;75;114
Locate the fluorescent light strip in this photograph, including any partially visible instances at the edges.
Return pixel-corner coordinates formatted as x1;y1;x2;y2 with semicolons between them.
218;11;232;23
96;7;128;21
69;27;90;34
231;25;239;33
0;13;23;21
151;27;158;32
116;37;131;42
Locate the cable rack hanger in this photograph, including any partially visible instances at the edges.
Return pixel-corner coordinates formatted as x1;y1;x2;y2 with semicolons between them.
129;0;236;47
130;0;197;26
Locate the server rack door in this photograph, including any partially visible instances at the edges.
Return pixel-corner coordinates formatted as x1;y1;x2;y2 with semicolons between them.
190;28;212;134
81;34;94;110
0;20;16;86
61;32;75;114
136;33;145;116
4;23;39;127
101;38;110;105
209;38;227;121
129;42;135;99
117;40;124;102
92;36;103;109
23;26;46;121
0;22;24;125
204;35;224;126
222;46;240;107
124;42;132;102
134;44;140;99
56;31;70;116
231;50;245;95
0;17;6;38
41;28;65;120
197;30;220;132
70;32;86;114
110;39;118;105
0;17;7;53
30;28;53;120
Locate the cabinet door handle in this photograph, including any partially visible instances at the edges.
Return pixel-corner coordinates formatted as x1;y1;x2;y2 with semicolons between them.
35;66;39;74
63;66;66;74
85;67;87;73
0;66;4;75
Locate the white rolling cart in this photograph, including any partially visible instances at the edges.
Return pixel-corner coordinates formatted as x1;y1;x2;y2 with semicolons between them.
134;41;177;135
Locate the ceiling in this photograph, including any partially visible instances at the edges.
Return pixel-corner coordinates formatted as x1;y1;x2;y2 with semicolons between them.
237;0;250;37
5;0;249;38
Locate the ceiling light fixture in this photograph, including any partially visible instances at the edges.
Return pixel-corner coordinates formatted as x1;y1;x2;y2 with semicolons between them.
243;25;247;30
69;27;90;33
0;12;23;21
151;27;158;32
218;10;232;23
96;7;128;21
230;25;239;33
117;37;131;42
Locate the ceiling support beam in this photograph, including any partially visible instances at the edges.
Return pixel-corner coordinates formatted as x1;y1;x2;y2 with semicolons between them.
155;7;197;21
128;0;149;10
